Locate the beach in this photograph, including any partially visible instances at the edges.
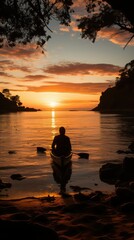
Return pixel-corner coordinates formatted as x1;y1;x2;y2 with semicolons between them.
1;189;134;240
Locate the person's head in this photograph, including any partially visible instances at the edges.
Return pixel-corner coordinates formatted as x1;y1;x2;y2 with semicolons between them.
59;126;65;135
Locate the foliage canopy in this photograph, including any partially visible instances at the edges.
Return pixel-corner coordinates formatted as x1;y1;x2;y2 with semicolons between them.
78;0;134;49
0;0;73;48
116;60;134;87
0;0;134;49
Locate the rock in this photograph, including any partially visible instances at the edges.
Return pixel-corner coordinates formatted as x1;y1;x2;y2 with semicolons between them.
129;181;134;190
120;202;134;213
128;142;134;152
10;174;25;181
99;163;122;184
0;220;59;240
116;187;134;201
8;150;16;154
121;157;134;180
0;179;12;189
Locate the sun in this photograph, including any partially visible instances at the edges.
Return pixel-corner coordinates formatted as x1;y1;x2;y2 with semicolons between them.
49;101;58;108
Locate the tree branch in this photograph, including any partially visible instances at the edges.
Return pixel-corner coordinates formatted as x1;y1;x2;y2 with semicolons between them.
123;34;134;49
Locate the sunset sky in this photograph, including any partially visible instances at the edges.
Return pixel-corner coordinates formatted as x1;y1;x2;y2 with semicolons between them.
0;1;134;110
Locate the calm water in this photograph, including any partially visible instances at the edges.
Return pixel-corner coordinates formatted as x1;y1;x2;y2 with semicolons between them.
0;110;134;199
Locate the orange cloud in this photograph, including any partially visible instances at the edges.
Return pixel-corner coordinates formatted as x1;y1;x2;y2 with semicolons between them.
0;59;121;82
0;60;32;73
26;81;110;95
0;44;44;59
24;74;50;81
99;27;134;47
45;62;121;76
0;71;12;77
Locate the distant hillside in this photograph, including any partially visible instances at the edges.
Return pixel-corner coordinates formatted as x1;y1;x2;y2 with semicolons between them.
92;60;134;113
0;92;41;114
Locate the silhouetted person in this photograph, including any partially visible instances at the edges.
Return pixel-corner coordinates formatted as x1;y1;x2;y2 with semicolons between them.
52;126;72;156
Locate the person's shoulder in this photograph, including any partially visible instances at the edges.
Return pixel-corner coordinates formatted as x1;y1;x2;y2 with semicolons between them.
54;135;58;139
56;134;59;137
55;135;60;139
65;135;70;139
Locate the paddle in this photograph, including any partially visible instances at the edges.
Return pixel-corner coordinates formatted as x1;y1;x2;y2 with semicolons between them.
72;152;89;159
36;147;89;159
37;147;47;153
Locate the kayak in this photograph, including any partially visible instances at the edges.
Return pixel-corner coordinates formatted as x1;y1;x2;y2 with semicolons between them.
50;152;72;167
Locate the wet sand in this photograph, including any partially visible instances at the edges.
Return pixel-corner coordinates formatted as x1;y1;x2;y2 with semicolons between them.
1;190;134;240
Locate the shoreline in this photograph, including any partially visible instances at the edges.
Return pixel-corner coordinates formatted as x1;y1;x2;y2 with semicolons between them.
1;154;134;239
1;155;134;239
0;174;115;201
1;190;134;240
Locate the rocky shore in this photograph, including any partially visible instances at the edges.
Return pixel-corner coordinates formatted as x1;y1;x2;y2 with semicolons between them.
1;142;134;240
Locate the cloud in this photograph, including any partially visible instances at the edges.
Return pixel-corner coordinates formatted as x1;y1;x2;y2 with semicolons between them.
0;71;12;77
0;44;44;60
0;57;119;93
44;62;121;76
0;81;10;84
98;27;134;47
26;81;110;95
23;74;50;81
0;59;119;76
0;60;32;74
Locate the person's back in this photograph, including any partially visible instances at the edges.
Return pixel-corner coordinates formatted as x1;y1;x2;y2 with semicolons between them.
52;127;72;156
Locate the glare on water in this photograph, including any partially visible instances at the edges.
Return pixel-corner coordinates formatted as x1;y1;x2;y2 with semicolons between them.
0;111;134;199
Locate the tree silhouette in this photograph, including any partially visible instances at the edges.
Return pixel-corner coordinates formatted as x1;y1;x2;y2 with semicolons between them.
10;95;22;106
2;89;11;99
2;89;22;106
77;0;134;48
116;60;134;87
0;0;134;49
0;89;38;113
0;0;73;49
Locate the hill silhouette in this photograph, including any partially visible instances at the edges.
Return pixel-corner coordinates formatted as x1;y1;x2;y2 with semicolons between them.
92;60;134;113
0;91;41;114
